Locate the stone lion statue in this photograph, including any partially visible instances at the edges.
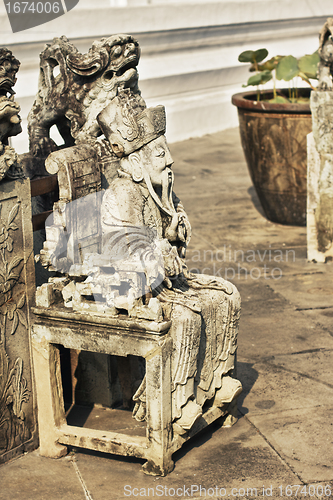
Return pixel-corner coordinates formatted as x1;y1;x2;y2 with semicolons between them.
27;34;143;159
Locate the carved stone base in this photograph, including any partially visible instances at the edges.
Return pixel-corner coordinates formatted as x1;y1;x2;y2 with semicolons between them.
31;305;240;476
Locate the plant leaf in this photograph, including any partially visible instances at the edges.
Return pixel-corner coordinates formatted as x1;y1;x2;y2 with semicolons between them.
254;48;269;63
276;55;299;81
244;70;272;87
239;48;268;64
298;51;320;79
238;50;256;63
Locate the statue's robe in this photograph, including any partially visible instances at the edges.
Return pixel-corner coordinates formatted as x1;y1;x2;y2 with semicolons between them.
101;172;240;420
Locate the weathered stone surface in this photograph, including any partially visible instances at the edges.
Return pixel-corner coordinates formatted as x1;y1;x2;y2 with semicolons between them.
308;19;333;259
307;132;323;261
28;35;142;160
0;49;21;144
307;92;333;261
33;66;242;474
249;407;333;482
35;282;54;307
317;18;333;91
0;178;38;463
0;48;24;183
310;91;333;154
0;451;85;500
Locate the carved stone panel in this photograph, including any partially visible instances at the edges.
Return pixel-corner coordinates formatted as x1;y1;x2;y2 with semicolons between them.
0;178;37;463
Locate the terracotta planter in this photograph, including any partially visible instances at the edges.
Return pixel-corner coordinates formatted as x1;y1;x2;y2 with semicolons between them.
232;89;312;226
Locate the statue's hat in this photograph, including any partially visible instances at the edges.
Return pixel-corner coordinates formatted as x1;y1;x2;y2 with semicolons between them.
97;91;166;157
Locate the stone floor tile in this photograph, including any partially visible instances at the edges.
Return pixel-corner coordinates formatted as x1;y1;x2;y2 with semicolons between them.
0;450;85;500
73;416;298;500
268;271;333;310
248;407;333;483
238;357;333;416
301;308;333;337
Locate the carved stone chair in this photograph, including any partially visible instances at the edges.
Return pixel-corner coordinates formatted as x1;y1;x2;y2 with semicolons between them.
31;143;239;476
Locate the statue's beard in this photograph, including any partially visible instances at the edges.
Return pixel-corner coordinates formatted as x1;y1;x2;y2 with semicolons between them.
143;167;176;218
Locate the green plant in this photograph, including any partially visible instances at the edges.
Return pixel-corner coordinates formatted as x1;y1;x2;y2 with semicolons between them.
238;48;320;102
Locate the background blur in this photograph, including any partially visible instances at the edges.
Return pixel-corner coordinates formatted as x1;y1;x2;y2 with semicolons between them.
2;0;332;152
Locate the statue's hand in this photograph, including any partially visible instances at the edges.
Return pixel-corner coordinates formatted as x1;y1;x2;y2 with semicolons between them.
154;239;185;288
163;245;184;277
164;212;179;242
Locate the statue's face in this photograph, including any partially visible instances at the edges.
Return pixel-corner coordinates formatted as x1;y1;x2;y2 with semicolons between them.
140;135;173;187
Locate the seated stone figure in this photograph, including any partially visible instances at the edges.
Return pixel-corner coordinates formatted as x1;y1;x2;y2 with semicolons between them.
96;91;242;431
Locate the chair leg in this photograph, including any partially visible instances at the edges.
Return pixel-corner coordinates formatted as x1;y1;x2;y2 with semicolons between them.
142;456;174;476
32;336;67;458
144;337;174;476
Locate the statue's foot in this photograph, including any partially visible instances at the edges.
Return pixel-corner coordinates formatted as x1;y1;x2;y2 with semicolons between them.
213;376;242;407
175;400;202;430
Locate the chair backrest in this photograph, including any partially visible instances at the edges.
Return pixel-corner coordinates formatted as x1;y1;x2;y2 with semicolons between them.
41;142;162;318
44;143;109;266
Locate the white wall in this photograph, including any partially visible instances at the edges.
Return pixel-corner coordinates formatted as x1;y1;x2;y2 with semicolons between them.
2;0;332;152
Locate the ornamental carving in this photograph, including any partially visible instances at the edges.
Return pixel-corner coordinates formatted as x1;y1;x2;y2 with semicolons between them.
0;200;31;456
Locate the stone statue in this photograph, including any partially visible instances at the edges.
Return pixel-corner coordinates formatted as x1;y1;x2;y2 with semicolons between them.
98;91;242;430
27;35;142;160
37;89;242;432
0;48;24;182
317;17;333;91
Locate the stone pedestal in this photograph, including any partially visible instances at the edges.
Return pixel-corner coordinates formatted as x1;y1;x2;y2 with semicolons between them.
31;305;235;476
0;178;38;463
307;91;333;262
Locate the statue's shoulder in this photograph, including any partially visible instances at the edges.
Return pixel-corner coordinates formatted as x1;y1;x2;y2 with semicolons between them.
106;176;145;207
109;175;141;193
